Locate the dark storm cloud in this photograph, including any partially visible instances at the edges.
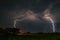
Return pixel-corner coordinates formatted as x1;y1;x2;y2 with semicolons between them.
0;0;60;33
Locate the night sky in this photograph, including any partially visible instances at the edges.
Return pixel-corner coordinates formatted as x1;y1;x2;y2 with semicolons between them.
0;0;60;33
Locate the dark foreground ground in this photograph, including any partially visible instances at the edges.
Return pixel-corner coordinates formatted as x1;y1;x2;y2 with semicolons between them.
0;33;60;40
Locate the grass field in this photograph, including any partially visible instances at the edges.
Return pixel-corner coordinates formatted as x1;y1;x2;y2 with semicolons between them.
0;33;60;40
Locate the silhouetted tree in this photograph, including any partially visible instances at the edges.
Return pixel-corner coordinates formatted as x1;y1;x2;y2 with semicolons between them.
27;32;31;34
5;28;20;35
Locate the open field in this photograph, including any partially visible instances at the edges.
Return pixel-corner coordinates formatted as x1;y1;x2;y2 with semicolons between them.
0;33;60;40
0;28;60;40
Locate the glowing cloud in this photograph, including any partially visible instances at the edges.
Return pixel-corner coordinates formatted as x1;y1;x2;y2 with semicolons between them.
25;10;38;21
13;10;40;28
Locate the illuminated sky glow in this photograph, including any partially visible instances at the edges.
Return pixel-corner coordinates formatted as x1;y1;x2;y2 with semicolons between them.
0;0;60;33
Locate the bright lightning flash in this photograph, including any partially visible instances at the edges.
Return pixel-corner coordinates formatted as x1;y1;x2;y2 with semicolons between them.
43;13;55;32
